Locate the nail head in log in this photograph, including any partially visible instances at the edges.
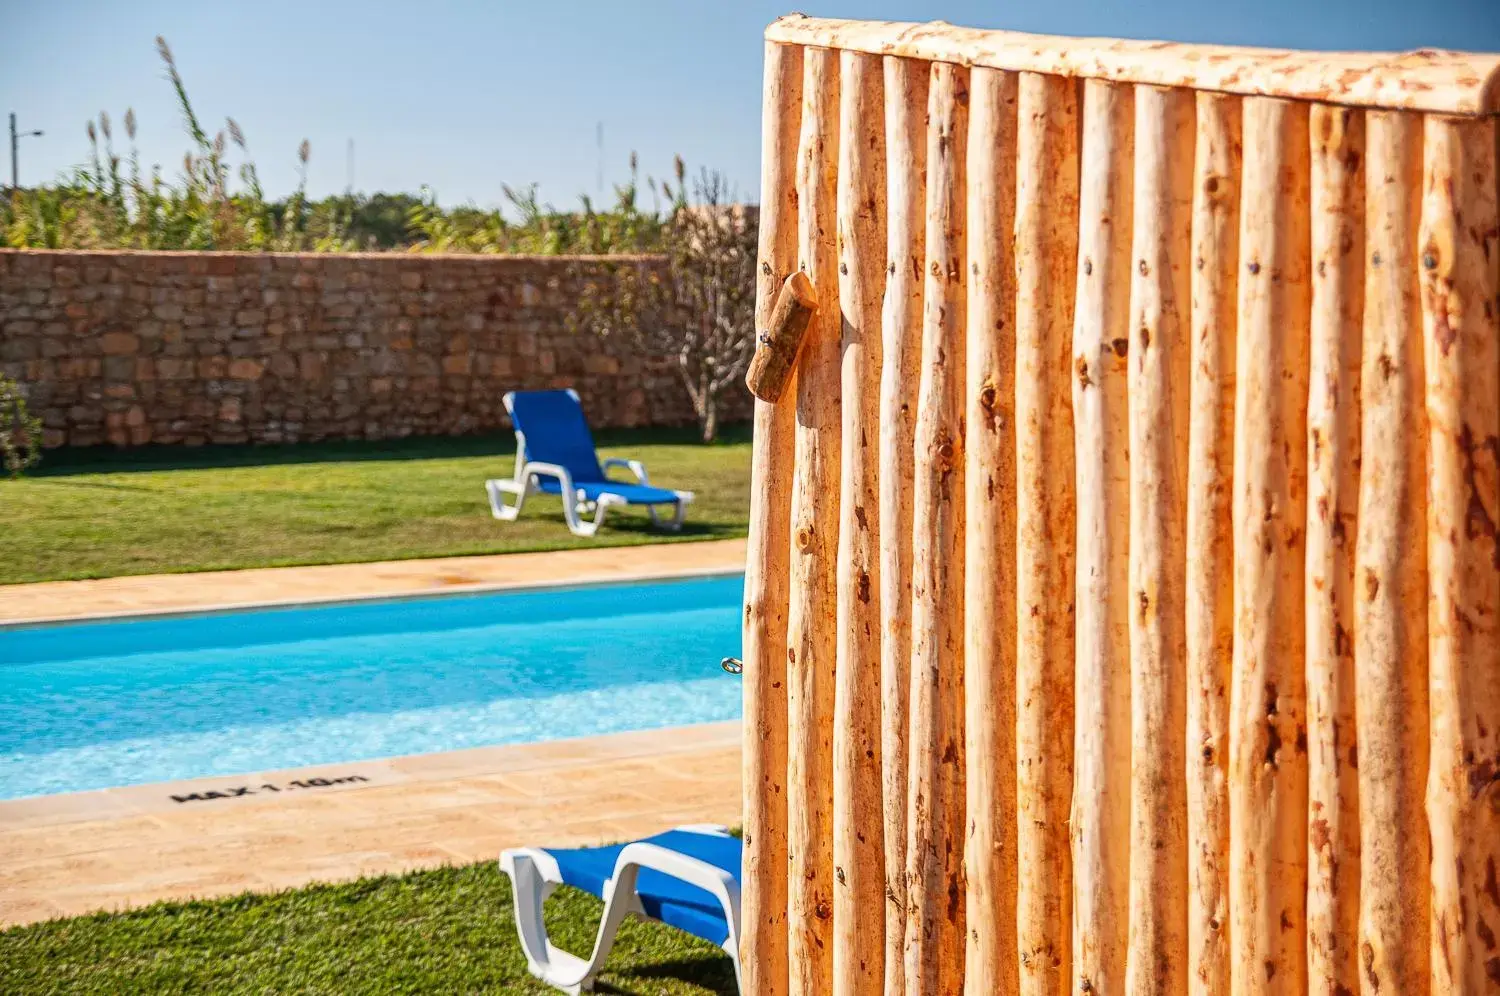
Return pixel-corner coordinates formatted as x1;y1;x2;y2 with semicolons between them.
747;270;820;403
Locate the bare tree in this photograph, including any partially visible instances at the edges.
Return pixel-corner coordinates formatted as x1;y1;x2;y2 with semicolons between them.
573;162;756;443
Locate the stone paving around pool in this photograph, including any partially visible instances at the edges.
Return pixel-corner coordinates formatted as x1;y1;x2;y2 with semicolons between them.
0;538;747;623
0;540;746;928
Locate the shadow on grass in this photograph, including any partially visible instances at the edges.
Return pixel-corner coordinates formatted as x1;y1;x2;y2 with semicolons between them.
24;478;163;493
554;510;738;541
612;960;741;996
30;424;752;478
599;957;738;996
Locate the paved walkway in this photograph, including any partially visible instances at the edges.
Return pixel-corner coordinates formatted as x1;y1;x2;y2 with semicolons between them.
0;538;746;623
0;541;747;928
0;723;741;928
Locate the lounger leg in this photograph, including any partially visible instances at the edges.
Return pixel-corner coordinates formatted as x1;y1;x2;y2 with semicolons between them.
723;937;744;994
501;852;588;992
486;479;528;522
501;850;637;995
503;829;741;996
610;840;743;994
563;494;626;538
646;497;691;532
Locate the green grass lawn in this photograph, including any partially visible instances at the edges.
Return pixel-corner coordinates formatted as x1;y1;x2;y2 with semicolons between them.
0;862;736;995
1;427;751;585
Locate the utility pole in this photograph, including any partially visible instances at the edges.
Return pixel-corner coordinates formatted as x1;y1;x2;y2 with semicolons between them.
9;113;44;193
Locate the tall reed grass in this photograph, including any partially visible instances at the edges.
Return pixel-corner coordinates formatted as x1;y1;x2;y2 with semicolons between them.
2;39;685;255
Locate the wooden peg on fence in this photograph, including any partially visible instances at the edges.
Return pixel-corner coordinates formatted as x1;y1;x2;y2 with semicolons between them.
747;270;819;403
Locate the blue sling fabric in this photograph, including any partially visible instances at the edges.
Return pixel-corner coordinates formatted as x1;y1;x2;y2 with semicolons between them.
509;390;681;505
547;830;741;946
507;390;606;483
533;479;682;505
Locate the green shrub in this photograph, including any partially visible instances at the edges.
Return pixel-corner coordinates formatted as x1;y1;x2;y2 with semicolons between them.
0;376;43;479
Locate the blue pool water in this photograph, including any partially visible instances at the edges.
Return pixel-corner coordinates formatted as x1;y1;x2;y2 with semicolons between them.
0;574;744;800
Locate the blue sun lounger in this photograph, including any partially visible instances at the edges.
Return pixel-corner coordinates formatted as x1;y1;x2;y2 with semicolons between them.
485;389;694;537
500;825;742;994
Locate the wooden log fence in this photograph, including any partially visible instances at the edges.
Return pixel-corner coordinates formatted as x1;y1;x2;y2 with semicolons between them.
743;14;1500;995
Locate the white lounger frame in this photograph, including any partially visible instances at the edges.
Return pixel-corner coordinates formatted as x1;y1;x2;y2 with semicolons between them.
500;824;742;995
485;390;693;538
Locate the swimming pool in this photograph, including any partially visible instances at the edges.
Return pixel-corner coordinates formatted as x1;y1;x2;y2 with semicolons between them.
0;574;744;800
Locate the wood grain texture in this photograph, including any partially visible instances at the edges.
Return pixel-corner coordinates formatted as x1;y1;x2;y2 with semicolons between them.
1014;70;1079;996
1068;76;1134;996
1184;90;1240;996
1354;107;1428;996
741;39;802;996
832;47;886;996
904;59;968;996
877;54;928;996
963;63;1020;996
1125;83;1194;996
1304;102;1366;996
787;45;840;996
1420;112;1500;996
1229;95;1311;996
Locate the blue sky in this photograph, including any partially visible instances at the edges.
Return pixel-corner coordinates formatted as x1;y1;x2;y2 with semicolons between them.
5;1;1498;211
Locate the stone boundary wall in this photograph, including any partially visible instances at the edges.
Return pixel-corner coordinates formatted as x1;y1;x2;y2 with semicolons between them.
0;250;749;447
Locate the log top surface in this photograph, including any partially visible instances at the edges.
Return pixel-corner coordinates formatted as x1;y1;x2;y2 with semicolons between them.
767;14;1500;115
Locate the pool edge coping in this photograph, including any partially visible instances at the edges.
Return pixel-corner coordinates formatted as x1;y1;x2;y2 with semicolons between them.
0;563;746;631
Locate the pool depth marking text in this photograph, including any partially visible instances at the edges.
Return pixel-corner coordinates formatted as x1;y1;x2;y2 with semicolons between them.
169;774;370;804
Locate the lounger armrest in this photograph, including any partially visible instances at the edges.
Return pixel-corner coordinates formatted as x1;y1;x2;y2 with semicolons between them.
600;457;650;485
611;842;741;940
518;461;576;492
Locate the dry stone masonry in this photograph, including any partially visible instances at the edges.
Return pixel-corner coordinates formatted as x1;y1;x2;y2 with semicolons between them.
0;250;747;447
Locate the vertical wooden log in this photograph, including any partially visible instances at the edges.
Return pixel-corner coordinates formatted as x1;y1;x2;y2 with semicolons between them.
1185;91;1240;996
879;54;928;996
1305;102;1367;996
788;45;840;996
1421;113;1500;996
965;64;1020;996
743;40;802;996
833;48;886;996
1126;83;1194;996
905;59;967;996
1069;77;1134;996
1229;96;1311;996
1014;70;1079;996
1357;108;1429;996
